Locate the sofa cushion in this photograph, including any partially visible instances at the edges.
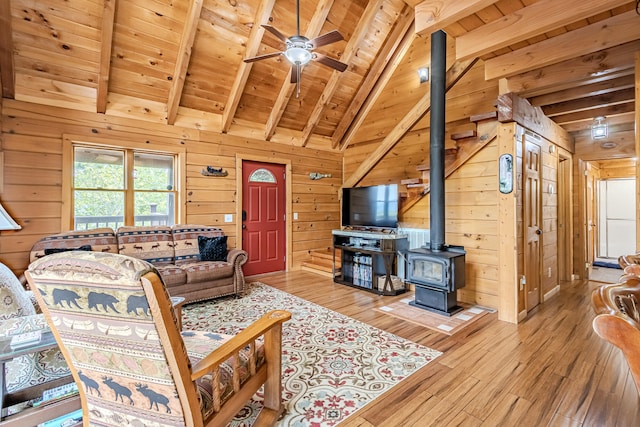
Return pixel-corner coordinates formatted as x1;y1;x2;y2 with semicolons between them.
172;225;225;265
198;236;228;262
117;226;175;266
181;262;234;284
30;227;118;262
44;244;92;255
155;265;188;288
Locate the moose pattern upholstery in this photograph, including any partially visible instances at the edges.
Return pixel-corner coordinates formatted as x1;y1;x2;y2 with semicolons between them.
0;262;69;395
26;251;291;427
30;224;248;303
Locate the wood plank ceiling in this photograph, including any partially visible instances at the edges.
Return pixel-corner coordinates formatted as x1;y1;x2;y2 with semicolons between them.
0;0;638;151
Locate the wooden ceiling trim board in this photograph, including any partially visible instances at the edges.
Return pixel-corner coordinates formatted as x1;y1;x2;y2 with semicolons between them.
343;57;477;188
503;40;640;98
221;0;277;133
338;23;416;150
166;0;204;125
551;101;635;125
0;0;15;98
264;0;335;141
331;5;414;148
456;0;630;61
299;0;386;147
530;74;636;107
561;111;634;133
96;0;117;113
414;0;501;36
542;87;635;117
485;10;640;80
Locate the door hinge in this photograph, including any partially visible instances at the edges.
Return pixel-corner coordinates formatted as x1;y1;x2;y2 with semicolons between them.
584;170;588;176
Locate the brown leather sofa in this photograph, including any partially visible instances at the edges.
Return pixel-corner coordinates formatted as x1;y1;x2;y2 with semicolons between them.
592;275;640;395
30;225;247;303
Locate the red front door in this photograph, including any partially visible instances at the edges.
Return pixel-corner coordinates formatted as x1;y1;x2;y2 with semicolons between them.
242;161;286;276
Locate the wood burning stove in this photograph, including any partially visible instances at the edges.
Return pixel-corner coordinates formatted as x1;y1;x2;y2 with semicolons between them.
405;30;467;317
407;246;465;316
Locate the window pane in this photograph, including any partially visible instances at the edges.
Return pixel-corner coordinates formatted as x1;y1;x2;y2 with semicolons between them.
134;192;175;226
249;168;276;183
74;190;124;230
134;153;175;190
74;147;124;189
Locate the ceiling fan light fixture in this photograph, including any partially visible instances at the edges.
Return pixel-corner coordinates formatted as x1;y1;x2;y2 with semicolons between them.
284;44;312;65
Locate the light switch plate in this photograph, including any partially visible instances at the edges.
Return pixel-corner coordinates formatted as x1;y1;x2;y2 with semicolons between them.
293;212;298;220
224;214;233;223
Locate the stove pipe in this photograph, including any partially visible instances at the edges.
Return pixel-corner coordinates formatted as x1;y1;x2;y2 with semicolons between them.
429;30;446;252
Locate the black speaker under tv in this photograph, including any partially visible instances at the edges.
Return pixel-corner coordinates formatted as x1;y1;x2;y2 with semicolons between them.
342;184;399;230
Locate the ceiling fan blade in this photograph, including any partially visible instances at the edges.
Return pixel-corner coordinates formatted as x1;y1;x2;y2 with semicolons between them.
309;30;344;48
262;25;289;44
243;51;283;63
313;53;348;72
291;64;300;84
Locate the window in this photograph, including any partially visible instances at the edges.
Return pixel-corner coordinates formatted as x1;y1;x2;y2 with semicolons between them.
71;145;179;230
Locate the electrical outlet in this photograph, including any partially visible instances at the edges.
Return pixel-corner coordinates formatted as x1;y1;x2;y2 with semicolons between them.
224;214;233;223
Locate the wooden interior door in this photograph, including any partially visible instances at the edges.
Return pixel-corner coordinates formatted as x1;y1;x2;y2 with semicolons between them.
586;164;596;272
241;160;286;276
524;136;542;311
557;156;572;281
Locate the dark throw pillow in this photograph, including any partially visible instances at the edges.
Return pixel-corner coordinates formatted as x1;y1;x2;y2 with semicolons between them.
198;236;228;261
44;244;92;255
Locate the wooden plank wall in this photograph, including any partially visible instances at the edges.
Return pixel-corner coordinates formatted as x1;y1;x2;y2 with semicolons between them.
0;99;342;274
401;140;500;309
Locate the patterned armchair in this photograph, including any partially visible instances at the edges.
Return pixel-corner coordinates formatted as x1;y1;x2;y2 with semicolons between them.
26;251;291;427
0;262;70;408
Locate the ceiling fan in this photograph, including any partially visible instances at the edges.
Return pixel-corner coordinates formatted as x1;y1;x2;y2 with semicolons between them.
244;0;348;97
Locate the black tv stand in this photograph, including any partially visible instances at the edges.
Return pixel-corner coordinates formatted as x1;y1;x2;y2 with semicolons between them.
332;229;408;295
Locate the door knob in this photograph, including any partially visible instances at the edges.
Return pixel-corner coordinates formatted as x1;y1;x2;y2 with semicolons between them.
536;229;542;235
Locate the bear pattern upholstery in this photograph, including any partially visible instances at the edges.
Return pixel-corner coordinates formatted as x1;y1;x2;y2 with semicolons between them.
25;251;272;427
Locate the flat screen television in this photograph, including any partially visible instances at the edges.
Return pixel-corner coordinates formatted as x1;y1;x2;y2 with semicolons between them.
342;184;399;229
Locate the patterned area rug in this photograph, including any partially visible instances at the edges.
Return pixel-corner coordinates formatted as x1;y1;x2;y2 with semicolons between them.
182;283;441;426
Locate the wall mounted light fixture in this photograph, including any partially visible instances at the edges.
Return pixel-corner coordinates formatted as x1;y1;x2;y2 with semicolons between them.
418;67;429;84
309;172;332;180
591;116;608;140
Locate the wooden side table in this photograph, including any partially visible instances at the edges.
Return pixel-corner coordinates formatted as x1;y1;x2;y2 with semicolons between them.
171;296;186;331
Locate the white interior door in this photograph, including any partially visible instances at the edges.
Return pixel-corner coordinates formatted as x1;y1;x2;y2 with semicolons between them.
598;178;636;258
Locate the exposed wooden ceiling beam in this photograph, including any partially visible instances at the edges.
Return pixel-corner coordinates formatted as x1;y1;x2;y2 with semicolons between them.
166;0;204;125
338;24;416;150
485;10;640;80
221;0;277;133
552;101;635;125
456;0;630;61
264;0;334;141
542;88;635;118
96;0;117;114
0;0;15;99
300;0;386;147
530;74;636;107
343;58;477;188
414;0;500;36
332;5;414;149
503;40;640;98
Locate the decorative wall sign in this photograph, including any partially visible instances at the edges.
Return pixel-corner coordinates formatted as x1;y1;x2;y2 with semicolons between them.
499;154;513;194
201;166;228;177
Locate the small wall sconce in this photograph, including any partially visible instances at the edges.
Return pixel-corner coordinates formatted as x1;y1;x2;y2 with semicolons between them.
591;116;608;140
418;67;429;84
309;172;332;180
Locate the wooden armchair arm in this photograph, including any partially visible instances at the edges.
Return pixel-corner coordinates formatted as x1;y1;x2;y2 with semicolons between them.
619;254;640;269
593;313;640;391
191;309;291;379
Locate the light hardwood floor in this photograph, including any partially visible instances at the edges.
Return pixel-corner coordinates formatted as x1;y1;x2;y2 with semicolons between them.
250;270;640;427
